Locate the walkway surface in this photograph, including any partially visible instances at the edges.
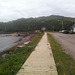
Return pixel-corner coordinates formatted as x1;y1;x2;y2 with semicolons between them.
17;33;58;75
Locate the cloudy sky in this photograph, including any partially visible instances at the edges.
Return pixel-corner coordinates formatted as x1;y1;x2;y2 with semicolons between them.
0;0;75;22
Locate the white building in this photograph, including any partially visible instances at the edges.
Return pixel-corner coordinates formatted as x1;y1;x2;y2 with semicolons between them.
41;27;46;31
72;24;75;32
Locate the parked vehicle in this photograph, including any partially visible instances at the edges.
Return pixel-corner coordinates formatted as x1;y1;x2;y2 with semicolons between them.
59;30;66;33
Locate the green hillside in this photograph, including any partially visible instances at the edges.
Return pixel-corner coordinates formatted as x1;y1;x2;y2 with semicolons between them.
0;15;75;33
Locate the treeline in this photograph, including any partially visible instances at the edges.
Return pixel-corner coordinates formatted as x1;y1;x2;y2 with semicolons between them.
0;15;74;33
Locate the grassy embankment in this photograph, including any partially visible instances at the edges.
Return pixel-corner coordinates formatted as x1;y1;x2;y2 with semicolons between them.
47;33;75;75
0;33;43;75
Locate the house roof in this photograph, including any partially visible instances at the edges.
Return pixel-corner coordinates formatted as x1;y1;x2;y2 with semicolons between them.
73;24;75;27
41;27;46;31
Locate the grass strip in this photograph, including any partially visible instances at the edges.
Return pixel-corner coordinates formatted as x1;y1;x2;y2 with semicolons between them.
47;33;75;75
0;33;43;75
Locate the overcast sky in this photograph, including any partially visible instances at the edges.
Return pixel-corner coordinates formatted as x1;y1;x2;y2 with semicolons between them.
0;0;75;22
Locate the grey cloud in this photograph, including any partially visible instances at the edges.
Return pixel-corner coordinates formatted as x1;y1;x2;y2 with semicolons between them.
0;0;75;22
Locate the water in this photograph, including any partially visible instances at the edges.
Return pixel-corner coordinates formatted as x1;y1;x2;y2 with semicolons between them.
0;34;31;52
0;34;21;52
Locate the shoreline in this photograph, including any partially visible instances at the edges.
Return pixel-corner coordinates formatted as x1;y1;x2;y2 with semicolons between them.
0;33;37;58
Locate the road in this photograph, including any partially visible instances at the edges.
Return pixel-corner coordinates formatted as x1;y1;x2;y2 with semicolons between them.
50;32;75;60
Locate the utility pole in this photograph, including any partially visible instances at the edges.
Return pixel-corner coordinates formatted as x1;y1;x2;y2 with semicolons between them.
61;21;63;30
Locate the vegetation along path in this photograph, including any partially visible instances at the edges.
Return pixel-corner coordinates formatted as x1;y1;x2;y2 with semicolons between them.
17;32;58;75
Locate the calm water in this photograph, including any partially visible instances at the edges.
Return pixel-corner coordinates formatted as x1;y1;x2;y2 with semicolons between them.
0;34;21;52
0;34;31;52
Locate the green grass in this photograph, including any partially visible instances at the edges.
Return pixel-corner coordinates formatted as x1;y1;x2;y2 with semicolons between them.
47;33;75;75
0;33;43;75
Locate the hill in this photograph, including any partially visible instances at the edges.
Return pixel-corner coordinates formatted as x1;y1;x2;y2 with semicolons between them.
0;15;75;33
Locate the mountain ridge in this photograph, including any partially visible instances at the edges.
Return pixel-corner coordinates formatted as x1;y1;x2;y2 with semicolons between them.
0;15;74;33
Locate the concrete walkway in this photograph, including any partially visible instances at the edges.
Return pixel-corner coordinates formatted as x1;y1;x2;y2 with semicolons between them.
17;33;58;75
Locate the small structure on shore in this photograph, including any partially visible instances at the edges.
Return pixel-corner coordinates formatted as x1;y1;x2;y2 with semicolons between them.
41;27;46;31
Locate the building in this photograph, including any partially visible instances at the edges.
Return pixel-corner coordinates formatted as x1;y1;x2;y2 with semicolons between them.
41;27;46;31
72;24;75;32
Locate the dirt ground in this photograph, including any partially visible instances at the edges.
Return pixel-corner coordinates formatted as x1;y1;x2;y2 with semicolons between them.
50;32;75;60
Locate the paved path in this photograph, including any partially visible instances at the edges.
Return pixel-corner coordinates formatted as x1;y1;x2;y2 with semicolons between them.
17;33;58;75
50;32;75;60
